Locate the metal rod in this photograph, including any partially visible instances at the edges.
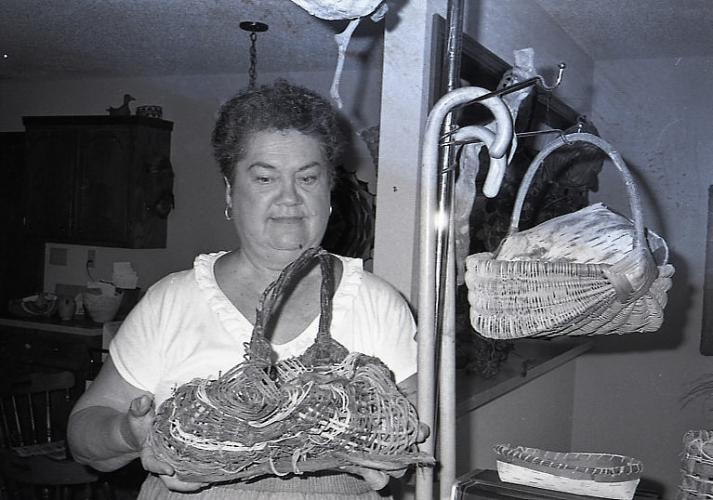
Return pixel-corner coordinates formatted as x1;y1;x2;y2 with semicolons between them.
438;62;566;116
419;82;513;500
472;62;566;102
417;1;462;499
436;2;463;498
438;205;458;500
440;127;570;147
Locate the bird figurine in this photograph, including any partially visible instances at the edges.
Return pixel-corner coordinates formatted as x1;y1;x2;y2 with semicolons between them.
107;94;135;116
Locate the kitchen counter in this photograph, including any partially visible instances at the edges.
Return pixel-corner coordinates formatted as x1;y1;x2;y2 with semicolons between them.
0;315;103;336
0;315;106;380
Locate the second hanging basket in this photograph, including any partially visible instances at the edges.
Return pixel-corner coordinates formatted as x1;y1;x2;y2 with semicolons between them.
464;132;674;340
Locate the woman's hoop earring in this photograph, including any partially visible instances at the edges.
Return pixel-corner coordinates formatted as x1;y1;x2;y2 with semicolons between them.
224;206;233;221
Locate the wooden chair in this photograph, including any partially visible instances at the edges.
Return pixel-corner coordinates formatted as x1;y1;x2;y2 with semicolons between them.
0;371;114;500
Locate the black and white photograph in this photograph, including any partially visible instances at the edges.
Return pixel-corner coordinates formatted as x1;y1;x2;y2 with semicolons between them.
0;1;711;499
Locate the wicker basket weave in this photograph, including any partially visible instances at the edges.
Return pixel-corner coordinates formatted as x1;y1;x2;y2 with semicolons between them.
494;444;642;500
678;430;713;499
149;247;432;483
464;132;674;339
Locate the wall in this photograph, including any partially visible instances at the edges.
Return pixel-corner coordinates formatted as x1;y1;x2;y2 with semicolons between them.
455;362;577;475
373;0;447;300
571;56;713;496
0;58;383;293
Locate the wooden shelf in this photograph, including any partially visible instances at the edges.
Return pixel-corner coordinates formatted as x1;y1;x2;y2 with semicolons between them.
456;338;592;416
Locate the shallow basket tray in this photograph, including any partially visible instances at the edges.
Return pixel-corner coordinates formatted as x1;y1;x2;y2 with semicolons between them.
494;444;642;500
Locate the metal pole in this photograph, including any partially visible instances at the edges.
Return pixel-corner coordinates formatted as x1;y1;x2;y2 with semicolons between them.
435;1;463;498
418;84;512;500
416;1;462;498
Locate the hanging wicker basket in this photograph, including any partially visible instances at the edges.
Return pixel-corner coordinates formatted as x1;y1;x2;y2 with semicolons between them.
464;133;674;339
149;247;432;483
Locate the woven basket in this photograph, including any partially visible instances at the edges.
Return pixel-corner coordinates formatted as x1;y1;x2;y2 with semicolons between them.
494;443;642;500
678;430;713;499
464;132;674;339
149;247;432;483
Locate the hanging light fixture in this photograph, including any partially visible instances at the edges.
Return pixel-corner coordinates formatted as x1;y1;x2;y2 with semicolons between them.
239;21;268;90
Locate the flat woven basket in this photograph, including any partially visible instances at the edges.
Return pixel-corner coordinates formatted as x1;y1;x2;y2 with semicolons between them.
494;443;642;500
678;430;713;499
465;132;674;339
149;247;433;483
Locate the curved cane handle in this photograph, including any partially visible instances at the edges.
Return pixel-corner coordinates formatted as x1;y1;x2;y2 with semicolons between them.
434;86;513;160
451;125;508;198
507;133;645;249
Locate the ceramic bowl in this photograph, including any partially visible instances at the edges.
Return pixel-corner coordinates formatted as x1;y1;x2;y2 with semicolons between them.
82;290;123;323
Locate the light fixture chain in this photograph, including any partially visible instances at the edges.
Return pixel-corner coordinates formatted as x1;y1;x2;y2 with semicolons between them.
249;31;258;89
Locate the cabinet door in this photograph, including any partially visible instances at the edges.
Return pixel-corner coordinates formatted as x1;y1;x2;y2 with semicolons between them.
0;133;44;308
24;128;77;241
75;126;132;245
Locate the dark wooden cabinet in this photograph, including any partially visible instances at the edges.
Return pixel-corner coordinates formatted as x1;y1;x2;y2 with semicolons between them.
0;132;44;312
23;116;174;248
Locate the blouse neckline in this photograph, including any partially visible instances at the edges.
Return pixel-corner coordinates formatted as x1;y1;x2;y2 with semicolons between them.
193;251;362;351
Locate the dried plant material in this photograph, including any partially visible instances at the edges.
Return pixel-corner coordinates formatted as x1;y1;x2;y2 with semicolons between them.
289;1;388;108
330;18;360;109
289;0;385;20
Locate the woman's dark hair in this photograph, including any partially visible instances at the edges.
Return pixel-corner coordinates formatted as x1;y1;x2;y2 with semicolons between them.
211;80;346;184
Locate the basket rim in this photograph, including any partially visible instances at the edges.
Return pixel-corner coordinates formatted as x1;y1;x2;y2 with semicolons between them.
493;444;643;477
503;132;647;255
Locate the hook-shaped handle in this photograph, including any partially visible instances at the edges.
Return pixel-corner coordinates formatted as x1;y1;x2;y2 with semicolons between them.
451;125;508;198
537;62;566;91
470;62;567;104
430;87;513;160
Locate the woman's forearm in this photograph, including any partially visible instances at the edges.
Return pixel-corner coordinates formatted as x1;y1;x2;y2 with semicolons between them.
67;405;142;472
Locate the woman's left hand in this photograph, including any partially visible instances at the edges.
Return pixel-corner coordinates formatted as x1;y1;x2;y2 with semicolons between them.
336;422;430;490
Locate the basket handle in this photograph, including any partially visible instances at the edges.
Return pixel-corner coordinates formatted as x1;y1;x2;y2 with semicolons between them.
246;247;336;364
507;132;646;250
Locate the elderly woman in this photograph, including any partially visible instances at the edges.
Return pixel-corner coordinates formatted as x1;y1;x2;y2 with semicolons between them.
67;80;421;499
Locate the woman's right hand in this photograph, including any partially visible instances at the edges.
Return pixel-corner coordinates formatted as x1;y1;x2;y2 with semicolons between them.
127;395;209;493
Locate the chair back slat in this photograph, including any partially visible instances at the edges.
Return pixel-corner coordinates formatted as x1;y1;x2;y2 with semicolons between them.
0;399;10;447
1;371;76;447
45;391;52;444
0;370;104;497
27;393;38;444
10;395;23;447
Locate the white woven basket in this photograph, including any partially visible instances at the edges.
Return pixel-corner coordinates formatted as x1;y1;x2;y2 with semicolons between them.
494;443;642;500
465;133;674;339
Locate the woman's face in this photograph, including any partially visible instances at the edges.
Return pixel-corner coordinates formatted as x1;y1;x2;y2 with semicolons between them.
226;128;332;268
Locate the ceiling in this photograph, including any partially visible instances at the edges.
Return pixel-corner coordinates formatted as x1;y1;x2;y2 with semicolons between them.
1;0;712;81
535;0;713;60
0;0;383;80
